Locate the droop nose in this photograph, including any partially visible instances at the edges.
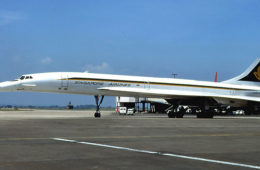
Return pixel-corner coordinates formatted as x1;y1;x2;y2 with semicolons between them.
0;81;19;92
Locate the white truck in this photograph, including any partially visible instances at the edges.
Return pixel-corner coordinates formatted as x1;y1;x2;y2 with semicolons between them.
119;107;127;115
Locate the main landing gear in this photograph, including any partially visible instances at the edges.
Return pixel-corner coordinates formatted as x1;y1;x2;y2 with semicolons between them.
196;111;214;118
196;105;214;118
94;95;104;118
167;105;185;118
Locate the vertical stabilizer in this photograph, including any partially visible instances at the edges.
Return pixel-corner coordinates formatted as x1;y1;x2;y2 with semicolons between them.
224;59;260;86
214;72;218;82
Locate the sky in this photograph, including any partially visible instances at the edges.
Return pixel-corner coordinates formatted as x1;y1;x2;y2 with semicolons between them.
0;0;260;106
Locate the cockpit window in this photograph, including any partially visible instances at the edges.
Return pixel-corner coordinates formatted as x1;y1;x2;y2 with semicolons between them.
19;75;33;80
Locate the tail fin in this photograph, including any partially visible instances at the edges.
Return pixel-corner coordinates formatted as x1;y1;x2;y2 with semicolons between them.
214;72;218;82
224;58;260;85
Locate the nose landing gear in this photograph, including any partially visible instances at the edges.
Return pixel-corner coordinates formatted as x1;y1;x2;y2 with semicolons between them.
94;95;104;118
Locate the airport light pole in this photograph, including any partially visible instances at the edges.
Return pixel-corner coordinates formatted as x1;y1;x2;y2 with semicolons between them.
172;73;178;78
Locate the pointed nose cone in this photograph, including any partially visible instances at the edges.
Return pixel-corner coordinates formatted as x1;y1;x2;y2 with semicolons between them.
0;81;19;92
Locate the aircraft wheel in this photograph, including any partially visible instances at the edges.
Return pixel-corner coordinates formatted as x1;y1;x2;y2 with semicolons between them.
176;112;184;118
167;111;175;118
196;112;203;118
197;112;213;118
206;112;214;118
94;112;101;118
244;107;256;115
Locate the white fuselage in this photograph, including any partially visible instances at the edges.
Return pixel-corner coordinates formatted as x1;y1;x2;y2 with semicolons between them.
1;72;260;107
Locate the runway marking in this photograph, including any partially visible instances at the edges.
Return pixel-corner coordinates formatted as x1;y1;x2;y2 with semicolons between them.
53;138;260;170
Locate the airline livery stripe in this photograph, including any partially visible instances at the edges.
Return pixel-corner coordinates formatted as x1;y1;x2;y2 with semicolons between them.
60;78;250;91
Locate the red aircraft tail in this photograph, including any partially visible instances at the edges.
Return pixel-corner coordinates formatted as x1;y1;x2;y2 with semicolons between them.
214;72;218;82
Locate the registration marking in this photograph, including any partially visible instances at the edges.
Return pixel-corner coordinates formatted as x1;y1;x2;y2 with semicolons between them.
53;138;260;169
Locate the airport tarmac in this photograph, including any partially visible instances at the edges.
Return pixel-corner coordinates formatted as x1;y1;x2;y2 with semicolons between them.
0;110;260;170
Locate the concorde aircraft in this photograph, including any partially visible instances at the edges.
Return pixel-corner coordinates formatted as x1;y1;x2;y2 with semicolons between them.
1;59;260;118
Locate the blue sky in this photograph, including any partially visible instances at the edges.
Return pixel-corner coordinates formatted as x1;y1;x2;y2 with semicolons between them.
0;0;260;106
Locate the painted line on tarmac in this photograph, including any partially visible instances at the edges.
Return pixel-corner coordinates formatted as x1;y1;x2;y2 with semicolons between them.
53;138;260;169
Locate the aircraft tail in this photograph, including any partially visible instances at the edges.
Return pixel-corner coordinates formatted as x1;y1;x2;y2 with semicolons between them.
224;58;260;85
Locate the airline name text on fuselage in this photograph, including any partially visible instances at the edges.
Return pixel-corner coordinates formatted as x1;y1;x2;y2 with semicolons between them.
74;81;131;87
